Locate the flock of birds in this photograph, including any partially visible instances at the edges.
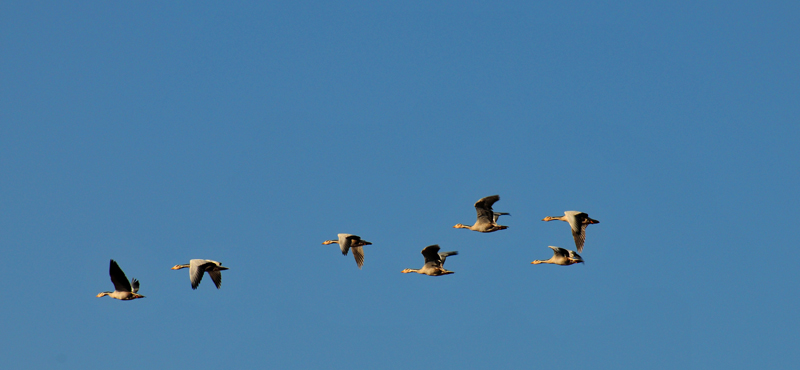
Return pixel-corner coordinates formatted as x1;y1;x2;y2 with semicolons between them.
96;194;598;300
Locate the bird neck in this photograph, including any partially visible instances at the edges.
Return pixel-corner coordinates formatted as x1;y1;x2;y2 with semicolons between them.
172;264;190;270
401;268;420;274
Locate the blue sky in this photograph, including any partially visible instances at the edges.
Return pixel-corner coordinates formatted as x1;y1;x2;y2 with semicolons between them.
1;1;798;369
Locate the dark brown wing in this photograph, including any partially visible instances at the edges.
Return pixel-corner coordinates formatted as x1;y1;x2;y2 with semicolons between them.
549;246;570;258
474;195;500;224
421;245;443;265
109;259;132;292
438;251;458;267
207;269;223;289
351;246;365;269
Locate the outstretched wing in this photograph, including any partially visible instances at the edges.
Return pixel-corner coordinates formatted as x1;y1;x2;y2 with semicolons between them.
492;212;510;223
189;259;207;290
438;251;458;267
548;246;570;258
474;195;500;224
421;245;442;265
351;246;365;269
207;269;223;289
572;224;588;252
131;278;140;293
568;212;598;252
338;234;353;255
109;260;132;292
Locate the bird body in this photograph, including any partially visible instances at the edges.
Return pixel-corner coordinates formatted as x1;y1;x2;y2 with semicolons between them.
542;211;599;252
531;246;584;265
171;259;229;289
97;259;145;300
322;233;372;269
401;244;458;276
454;195;509;233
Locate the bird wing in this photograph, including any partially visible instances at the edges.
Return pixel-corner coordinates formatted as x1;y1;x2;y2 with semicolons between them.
338;234;352;255
438;251;458;267
563;212;586;252
131;278;140;293
549;246;570;258
572;224;587;252
207;269;223;289
421;245;442;264
109;260;133;292
492;212;510;223
474;195;500;224
564;212;580;232
351;246;365;269
189;259;207;290
575;212;598;252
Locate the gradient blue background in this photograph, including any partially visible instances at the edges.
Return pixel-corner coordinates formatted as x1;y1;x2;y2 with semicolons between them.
2;2;798;369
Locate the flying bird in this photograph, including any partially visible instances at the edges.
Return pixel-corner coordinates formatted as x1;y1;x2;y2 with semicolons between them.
542;211;599;252
171;259;229;289
401;244;458;276
322;233;372;269
453;195;509;232
531;246;584;266
96;259;145;300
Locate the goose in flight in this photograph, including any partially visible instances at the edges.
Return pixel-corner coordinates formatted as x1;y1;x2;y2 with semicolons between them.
542;211;599;252
171;259;229;289
322;233;372;269
401;244;458;276
96;259;145;300
531;246;584;265
453;195;509;232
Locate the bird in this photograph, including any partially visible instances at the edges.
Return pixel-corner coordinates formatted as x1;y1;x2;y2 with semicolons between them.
322;233;372;269
453;195;509;232
401;244;458;276
542;211;599;252
96;259;145;300
531;246;584;265
171;259;229;289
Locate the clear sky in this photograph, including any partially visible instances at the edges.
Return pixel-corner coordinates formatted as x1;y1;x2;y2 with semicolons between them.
2;1;798;369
